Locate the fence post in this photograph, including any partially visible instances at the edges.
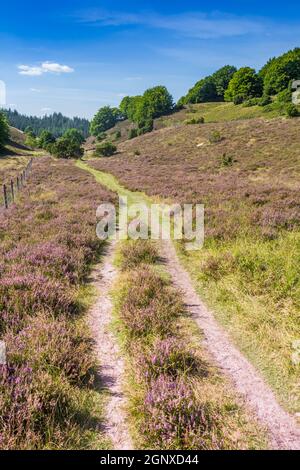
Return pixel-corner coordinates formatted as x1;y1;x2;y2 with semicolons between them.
16;176;20;192
3;185;8;209
10;180;14;203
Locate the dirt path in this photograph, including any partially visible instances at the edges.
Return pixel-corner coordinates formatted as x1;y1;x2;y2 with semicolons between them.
161;240;300;450
88;241;133;450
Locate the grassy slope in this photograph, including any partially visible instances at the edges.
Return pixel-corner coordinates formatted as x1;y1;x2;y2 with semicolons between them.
85;104;300;415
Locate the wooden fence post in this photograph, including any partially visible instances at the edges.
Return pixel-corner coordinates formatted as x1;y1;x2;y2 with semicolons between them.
16;176;20;192
10;180;14;203
3;185;8;209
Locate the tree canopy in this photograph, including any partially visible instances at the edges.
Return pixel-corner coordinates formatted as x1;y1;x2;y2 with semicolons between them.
224;67;263;102
261;48;300;96
3;109;90;138
90;106;123;136
0;112;9;149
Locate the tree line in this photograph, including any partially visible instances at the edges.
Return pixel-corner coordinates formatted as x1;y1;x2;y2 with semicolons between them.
3;109;90;138
90;47;300;141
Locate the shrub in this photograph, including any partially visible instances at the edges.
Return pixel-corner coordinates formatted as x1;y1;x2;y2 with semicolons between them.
209;130;222;143
90;106;122;136
114;130;121;140
94;141;117;157
118;240;158;270
285;103;299;117
134;150;141;156
128;128;138;139
233;94;244;105
185;116;205;125
51;137;83;159
96;132;107;142
119;267;183;337
139;338;200;381
220;153;233;167
141;376;218;450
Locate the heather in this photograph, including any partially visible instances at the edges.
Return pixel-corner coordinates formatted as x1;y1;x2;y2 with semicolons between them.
0;156;116;449
113;240;266;450
89;115;300;412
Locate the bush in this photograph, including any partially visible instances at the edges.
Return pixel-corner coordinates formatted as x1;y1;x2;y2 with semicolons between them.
51;136;83;159
96;132;107;142
185;116;205;125
139;338;199;381
233;94;244;105
94;141;117;157
285;103;299;117
90;106;123;136
128;128;138;139
114;130;121;140
141;376;217;450
118;240;158;270
220;153;233;167
209;130;222;143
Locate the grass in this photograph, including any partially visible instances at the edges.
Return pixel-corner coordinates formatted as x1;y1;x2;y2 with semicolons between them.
111;239;267;450
85;114;300;415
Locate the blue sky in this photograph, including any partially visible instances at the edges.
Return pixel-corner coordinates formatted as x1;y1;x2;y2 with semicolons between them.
1;0;300;118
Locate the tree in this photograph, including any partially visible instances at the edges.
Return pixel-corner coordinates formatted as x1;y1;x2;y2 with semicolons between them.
3;110;90;137
38;130;55;149
142;86;174;118
0;112;9;149
51;136;83;159
63;128;84;145
224;67;263;103
90;106;123;136
212;65;237;99
262;48;300;96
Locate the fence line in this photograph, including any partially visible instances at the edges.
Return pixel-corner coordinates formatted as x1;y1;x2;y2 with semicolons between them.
2;158;33;210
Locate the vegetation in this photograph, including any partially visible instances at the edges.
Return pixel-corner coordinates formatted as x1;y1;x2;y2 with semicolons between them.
90;106;123;136
89;115;300;413
224;67;263;103
0;112;9;149
0;158;116;449
51;135;83;159
3;109;90;138
94;141;117;157
112;240;265;449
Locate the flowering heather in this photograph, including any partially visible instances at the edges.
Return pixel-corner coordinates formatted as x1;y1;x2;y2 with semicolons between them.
119;266;183;337
138;338;201;381
141;376;219;450
118;240;159;270
0;157;116;449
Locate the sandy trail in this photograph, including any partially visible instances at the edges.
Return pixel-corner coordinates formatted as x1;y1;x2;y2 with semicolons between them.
88;241;133;450
161;240;300;450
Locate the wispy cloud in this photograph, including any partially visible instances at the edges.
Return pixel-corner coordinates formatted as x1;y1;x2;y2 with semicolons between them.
18;62;74;76
76;10;265;39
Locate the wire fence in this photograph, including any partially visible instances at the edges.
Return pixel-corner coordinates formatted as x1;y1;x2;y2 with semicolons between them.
1;158;33;210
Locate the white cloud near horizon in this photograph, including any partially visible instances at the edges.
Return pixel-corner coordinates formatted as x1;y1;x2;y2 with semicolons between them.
76;9;265;39
18;62;74;76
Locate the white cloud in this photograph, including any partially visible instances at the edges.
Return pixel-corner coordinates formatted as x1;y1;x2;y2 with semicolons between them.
30;88;41;92
19;65;44;76
41;107;52;113
18;62;74;76
41;62;74;73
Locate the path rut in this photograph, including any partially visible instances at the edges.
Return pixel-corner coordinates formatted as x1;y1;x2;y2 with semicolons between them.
89;241;133;450
161;240;300;450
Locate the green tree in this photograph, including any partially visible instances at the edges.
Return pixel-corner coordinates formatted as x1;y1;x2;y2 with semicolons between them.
38;130;56;149
142;86;174;118
90;106;122;136
63;128;84;145
51;136;83;159
212;65;237;99
0;112;9;149
262;48;300;95
224;67;263;103
181;76;218;104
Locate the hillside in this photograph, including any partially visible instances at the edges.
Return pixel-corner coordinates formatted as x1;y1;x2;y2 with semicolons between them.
87;112;300;414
